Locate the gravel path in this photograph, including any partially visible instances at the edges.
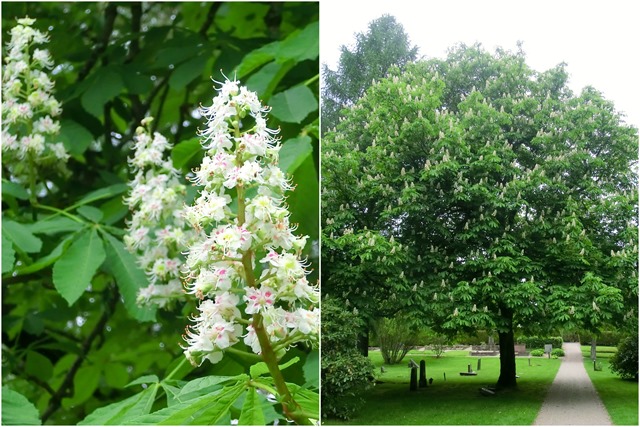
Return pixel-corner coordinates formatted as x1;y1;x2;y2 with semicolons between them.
534;342;612;425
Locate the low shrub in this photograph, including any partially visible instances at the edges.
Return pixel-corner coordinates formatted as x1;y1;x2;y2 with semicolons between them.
610;333;638;381
530;349;545;357
551;348;565;357
321;298;375;419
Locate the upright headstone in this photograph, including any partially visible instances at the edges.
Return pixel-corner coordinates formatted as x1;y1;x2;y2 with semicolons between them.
477;358;482;371
488;336;495;352
410;367;418;391
419;360;427;387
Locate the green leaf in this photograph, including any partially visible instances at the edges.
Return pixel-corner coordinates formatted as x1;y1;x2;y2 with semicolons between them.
237;388;265;426
15;233;77;275
174;375;242;402
302;350;319;389
286;383;319;419
2;220;43;253
270;85;317;123
101;232;156;322
25;351;54;381
52;228;106;305
28;216;83;235
131;383;246;425
122;67;153;95
287;156;319;240
81;67;125;118
104;363;130;389
246;61;294;101
169;55;208;90
2;235;15;274
75;183;128;207
250;357;299;380
58;119;94;155
171;138;202;170
126;375;160;388
63;365;102;408
276;21;319;63
77;205;104;223
2;180;29;200
279;135;312;174
2;386;41;425
79;386;159;425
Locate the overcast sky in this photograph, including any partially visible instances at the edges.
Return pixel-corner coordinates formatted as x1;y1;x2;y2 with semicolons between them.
320;0;640;131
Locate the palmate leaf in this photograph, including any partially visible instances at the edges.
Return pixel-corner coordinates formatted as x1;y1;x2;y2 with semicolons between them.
52;228;105;305
1;386;41;425
237;388;265;426
279;136;313;175
78;385;159;425
101;232;156;322
130;382;247;425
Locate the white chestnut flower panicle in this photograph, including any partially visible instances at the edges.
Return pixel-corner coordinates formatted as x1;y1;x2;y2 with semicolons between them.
124;117;196;308
182;77;319;367
1;17;69;184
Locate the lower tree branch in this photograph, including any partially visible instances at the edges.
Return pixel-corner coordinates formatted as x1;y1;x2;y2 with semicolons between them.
41;289;118;423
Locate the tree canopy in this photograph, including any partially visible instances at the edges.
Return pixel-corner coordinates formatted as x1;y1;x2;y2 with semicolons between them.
322;43;638;388
321;14;418;134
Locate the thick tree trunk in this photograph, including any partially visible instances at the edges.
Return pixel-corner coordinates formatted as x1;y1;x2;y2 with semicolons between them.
357;327;369;357
496;307;517;389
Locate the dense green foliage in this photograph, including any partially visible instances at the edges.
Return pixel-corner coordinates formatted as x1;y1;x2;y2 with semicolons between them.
609;333;638;381
2;2;319;424
321;14;418;134
321;298;374;420
322;42;638;388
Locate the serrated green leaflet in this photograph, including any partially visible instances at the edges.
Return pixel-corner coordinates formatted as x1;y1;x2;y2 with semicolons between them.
279;136;312;174
52;228;105;305
2;235;15;274
238;388;265;426
15;233;76;275
250;356;300;379
101;232;156;322
130;383;246;425
269;85;318;124
2;386;41;425
2;219;43;253
75;183;128;207
78;386;159;425
1;180;29;200
77;205;104;223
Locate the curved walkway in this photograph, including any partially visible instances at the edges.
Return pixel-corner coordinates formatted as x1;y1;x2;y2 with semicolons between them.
534;342;611;425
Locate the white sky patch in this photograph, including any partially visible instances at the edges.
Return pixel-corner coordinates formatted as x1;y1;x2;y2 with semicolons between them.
321;0;640;130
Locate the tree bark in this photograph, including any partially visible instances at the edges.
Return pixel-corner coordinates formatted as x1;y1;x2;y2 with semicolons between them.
357;327;369;357
496;307;517;389
590;336;597;361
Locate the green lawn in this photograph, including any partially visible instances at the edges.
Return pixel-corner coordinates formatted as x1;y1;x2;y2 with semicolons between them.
582;355;638;426
323;349;561;425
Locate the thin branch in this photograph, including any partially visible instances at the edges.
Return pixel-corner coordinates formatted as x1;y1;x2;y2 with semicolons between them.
199;3;221;37
77;3;118;82
41;290;118;423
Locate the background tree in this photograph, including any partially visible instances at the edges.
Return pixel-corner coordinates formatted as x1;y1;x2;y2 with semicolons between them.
321;14;418;134
2;3;319;424
322;43;638;390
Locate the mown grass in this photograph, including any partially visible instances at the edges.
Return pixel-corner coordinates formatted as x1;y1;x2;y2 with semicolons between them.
582;350;638;426
323;349;561;425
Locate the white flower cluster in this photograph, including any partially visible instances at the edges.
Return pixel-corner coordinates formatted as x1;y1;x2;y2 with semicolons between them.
2;17;69;183
182;77;319;366
124;117;194;308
